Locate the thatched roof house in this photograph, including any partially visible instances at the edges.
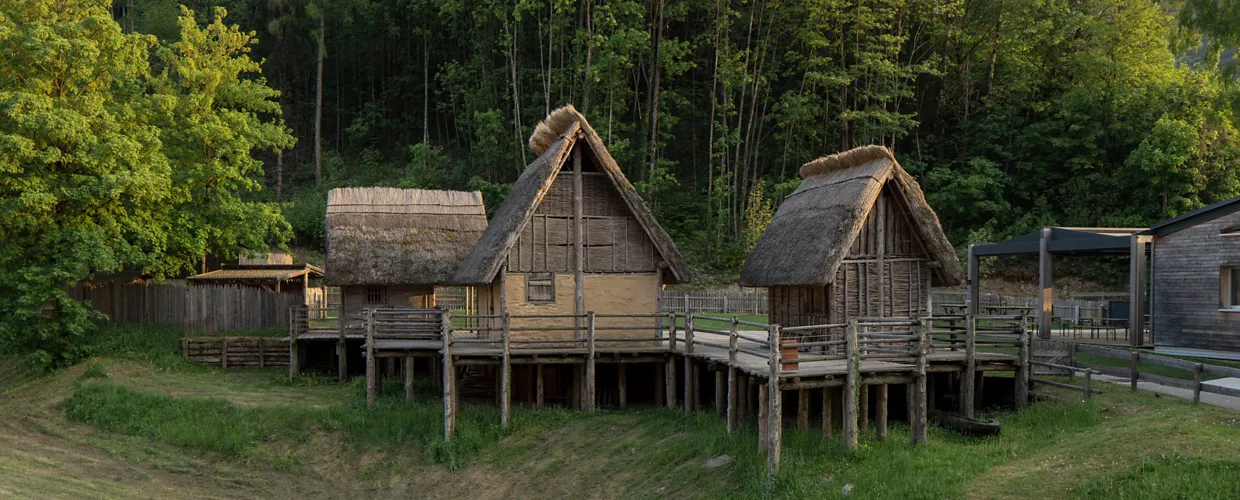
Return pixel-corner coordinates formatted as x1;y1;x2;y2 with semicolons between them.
741;145;961;325
454;106;690;285
326;187;488;287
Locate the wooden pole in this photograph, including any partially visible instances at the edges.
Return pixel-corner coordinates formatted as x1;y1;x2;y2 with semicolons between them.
875;384;888;441
715;368;726;417
843;320;859;450
757;383;768;454
767;324;783;475
289;306;299;380
1129;235;1148;347
1130;352;1139;391
501;313;512;427
404;356;415;402
1193;363;1203;404
1038;227;1053;339
365;309;375;408
442;310;455;440
821;387;833;440
859;384;868;432
797;389;809;431
727;317;739;433
1015;315;1030;408
337;305;347;381
618;363;627;409
586;311;596;411
536;363;545;409
1084;370;1093;400
221;338;229;369
961;316;976;418
684;314;695;414
665;355;677;410
912;318;929;446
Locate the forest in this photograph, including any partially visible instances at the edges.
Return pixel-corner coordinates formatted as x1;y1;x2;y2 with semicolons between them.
105;0;1240;275
3;0;1240;365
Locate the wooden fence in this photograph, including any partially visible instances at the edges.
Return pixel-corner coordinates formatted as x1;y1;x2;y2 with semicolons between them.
659;289;769;314
68;281;300;334
1056;342;1240;401
182;337;289;368
929;290;1108;324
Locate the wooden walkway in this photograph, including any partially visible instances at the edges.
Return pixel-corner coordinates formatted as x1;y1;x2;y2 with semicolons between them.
285;307;1032;475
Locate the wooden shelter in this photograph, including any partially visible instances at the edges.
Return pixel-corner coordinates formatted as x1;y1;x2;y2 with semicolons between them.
740;145;963;327
453;105;691;339
326;187;488;315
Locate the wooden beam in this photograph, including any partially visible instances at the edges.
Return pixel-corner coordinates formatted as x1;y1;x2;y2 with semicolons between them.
573;145;584;336
1129;235;1149;347
1038;227;1053;339
967;244;979;316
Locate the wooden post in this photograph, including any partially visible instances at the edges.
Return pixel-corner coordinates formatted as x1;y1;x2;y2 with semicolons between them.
1015;315;1030;408
912;318;929;446
843;320;859;450
442;310;455;440
1084;370;1093;400
585;311;596;411
665;355;677;410
1038;227;1053;339
821;387;833;440
875;384;888;441
1129;235;1148;347
572;145;584;337
1193;363;1203;404
693;363;702;411
536;363;545;409
715;368;726;417
221;338;229;369
684;314;695;414
501;313;512;427
404;356;415;402
967;243;980;316
668;312;677;350
259;337;265;368
767;324;783;475
337;306;347;381
618;363;628;409
365;309;376;408
758;383;769;453
859;385;869;432
1130;352;1139;391
961;316;976;418
797;389;809;431
727;317;739;433
737;373;748;423
288;306;299;380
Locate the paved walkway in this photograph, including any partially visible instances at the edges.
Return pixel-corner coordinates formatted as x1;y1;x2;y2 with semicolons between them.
1091;374;1240;410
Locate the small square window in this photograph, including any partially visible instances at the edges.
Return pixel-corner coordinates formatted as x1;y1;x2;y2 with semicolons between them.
526;273;555;303
366;286;385;305
1221;268;1240;311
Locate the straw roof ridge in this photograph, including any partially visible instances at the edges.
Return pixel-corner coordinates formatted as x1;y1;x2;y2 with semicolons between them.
740;145;963;288
326;187;488;286
455;107;691;285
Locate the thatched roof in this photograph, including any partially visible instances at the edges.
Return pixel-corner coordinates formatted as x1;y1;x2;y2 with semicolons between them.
453;105;691;285
326;187;487;286
740;145;963;287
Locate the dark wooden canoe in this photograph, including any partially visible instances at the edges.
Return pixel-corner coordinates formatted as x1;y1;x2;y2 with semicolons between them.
929;409;1001;436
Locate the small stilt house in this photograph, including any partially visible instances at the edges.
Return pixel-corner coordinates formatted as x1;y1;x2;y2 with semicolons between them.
740;146;963;329
453;106;690;338
326;187;488;316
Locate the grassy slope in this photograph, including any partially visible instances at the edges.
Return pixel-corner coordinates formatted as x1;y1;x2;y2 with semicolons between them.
3;348;1240;498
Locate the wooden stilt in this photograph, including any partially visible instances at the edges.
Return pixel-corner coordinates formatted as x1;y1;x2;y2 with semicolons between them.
737;373;748;423
585;311;596;411
797;389;809;431
693;363;702;411
526;364;534;404
961;316;976;418
655;362;664;407
876;384;888;441
289;306;300;380
365;309;376;408
618;363;627;409
758;383;769;454
684;314;695;414
911;318;929;446
536;363;545;409
404;356;415;402
337;306;347;381
821;387;833;440
715;368;726;417
501;313;511;427
843;320;859;449
860;384;869;432
1016;315;1030;408
727;317;739;432
665;355;677;410
442;310;455;440
767;324;783;475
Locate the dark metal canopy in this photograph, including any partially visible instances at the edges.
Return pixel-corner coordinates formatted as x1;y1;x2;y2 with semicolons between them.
972;227;1146;257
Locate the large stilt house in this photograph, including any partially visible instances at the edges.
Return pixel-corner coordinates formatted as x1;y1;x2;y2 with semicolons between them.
740;145;962;329
453;106;690;338
326;187;488;316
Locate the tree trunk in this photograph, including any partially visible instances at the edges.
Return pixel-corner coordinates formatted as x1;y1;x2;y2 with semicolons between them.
646;0;667;190
314;0;325;187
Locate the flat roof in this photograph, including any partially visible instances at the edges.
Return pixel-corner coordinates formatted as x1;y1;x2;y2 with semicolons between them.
972;227;1146;257
188;264;323;282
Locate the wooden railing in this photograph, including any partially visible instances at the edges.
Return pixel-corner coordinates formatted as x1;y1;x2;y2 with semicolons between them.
1067;343;1240;402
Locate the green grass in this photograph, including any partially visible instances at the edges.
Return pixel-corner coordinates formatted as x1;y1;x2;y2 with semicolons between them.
1074;455;1240;499
670;313;769;331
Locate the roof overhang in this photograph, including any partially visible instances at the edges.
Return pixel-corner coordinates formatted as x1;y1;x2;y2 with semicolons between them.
972;227;1147;257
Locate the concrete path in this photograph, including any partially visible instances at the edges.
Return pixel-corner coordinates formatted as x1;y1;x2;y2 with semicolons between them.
1091;374;1240;411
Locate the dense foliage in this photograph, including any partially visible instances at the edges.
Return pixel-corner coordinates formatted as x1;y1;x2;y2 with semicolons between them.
0;1;291;368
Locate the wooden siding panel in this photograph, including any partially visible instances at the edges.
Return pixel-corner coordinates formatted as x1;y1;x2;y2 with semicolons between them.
1154;210;1240;351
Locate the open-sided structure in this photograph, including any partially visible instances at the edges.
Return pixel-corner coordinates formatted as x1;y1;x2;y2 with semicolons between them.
740;145;964;326
326;187;488;315
453;105;690;338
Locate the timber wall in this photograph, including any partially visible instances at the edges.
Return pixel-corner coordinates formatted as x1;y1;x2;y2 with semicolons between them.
341;284;435;317
182;337;289;367
67;282;299;334
500;272;660;339
1153;210;1240;351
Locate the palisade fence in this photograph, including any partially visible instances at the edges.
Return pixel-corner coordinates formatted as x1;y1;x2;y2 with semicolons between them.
658;289;769;314
68;281;300;334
